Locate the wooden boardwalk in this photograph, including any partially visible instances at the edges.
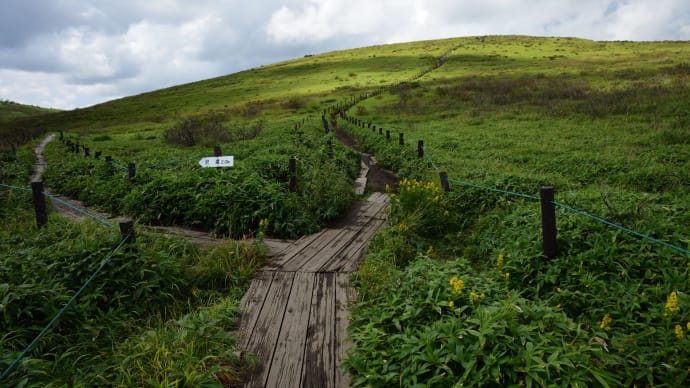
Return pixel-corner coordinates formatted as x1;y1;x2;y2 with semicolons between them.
237;192;389;387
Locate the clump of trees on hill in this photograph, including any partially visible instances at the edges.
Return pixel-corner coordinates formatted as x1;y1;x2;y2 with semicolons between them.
163;111;264;146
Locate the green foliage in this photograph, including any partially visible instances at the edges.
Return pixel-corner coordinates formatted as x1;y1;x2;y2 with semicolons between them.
346;36;690;387
0;214;265;386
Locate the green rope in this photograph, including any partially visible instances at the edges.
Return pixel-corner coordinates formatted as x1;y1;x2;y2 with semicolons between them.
44;193;115;228
0;235;131;382
0;183;32;192
553;201;690;256
448;178;541;202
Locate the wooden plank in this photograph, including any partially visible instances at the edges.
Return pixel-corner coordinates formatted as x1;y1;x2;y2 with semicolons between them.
264;230;326;271
280;228;349;272
322;217;386;273
334;273;354;388
299;228;360;273
265;272;316;388
237;271;275;349
243;271;295;388
302;273;336;388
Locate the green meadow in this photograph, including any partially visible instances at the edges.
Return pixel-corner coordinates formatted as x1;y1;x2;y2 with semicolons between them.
2;35;690;386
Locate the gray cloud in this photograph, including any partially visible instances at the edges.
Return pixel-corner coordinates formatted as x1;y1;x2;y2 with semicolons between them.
0;0;688;109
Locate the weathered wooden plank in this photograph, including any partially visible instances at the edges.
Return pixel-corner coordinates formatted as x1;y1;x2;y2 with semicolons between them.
302;273;336;388
264;229;326;271
322;217;386;273
237;271;275;349
265;272;316;388
280;228;349;272
299;228;360;273
334;272;354;388
243;271;295;388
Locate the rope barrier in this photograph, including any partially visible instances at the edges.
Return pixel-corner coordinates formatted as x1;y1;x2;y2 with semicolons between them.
0;235;131;382
0;183;32;192
43;193;115;228
447;178;541;202
553;201;690;256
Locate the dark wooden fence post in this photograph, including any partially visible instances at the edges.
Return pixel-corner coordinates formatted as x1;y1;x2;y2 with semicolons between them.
289;157;297;192
119;219;135;243
399;133;404;145
128;162;136;179
418;140;424;158
105;155;112;164
379;127;383;135
95;151;101;159
386;130;390;139
84;147;90;157
31;181;47;228
214;146;221;157
540;186;557;259
75;141;80;154
439;171;451;192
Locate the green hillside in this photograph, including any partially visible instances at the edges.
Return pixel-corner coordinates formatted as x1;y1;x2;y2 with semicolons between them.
2;35;690;386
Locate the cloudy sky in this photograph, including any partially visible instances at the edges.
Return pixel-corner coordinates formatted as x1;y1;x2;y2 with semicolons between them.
1;0;688;110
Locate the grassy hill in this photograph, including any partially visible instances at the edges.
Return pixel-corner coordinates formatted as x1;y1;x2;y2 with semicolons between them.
2;35;690;386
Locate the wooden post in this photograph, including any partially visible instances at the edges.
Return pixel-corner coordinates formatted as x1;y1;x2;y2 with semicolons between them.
540;186;557;259
84;147;90;157
128;162;135;179
418;140;424;158
105;155;112;164
379;127;383;135
327;138;333;154
399;133;404;145
31;181;48;228
75;141;80;154
95;151;101;159
119;219;135;244
386;130;390;139
214;146;221;157
439;171;451;192
372;126;376;133
289;157;297;192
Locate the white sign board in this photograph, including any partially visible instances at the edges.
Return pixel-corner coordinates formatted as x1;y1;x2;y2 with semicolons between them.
199;156;234;168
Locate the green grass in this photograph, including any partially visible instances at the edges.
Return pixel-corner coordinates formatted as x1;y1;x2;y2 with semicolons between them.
340;36;690;386
3;35;690;385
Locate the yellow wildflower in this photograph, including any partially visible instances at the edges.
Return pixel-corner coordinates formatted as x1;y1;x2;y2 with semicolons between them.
665;291;680;315
504;272;510;281
448;300;455;308
496;253;504;268
443;210;449;216
599;313;612;331
398;223;408;232
675;324;685;339
385;184;390;193
450;276;464;295
687;322;690;331
557;287;562;293
480;293;486;300
470;291;479;305
426;246;434;256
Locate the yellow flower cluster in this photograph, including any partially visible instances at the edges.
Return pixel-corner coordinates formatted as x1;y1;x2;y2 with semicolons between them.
399;178;441;195
496;253;504;268
258;218;269;228
469;291;486;305
665;291;680;315
504;272;510;281
398;223;408;232
450;276;464;295
599;313;612;331
675;324;685;339
448;300;455;308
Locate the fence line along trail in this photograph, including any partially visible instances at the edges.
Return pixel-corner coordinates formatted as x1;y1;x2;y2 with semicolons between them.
237;192;389;388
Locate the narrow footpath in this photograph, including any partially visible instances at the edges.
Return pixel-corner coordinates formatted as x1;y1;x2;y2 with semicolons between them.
237;193;389;388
